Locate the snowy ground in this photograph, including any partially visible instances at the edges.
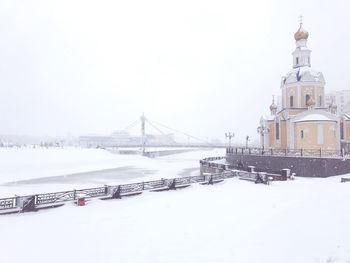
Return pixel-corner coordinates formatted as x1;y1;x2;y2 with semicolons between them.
1;147;350;263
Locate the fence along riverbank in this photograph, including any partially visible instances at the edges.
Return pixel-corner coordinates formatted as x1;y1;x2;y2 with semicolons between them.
0;157;288;215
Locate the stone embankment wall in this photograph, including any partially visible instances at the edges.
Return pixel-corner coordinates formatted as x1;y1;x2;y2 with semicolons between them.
200;157;232;175
226;153;350;177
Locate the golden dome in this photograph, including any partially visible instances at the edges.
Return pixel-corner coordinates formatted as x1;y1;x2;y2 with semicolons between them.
270;102;277;111
294;24;309;41
269;96;277;113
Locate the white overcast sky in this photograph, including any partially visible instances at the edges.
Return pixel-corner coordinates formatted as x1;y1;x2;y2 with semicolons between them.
0;0;349;143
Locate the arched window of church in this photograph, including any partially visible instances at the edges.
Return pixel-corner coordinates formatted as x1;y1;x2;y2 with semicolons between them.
301;130;304;139
319;95;322;106
296;57;299;65
276;123;280;140
290;96;294;107
305;94;310;106
340;122;344;140
308;56;310;64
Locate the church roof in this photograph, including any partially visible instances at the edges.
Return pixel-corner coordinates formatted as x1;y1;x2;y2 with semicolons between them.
292;110;337;123
282;66;325;84
263;114;275;121
343;114;350;120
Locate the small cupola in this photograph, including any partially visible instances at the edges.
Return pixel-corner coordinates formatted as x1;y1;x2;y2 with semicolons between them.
307;96;316;109
270;95;278;115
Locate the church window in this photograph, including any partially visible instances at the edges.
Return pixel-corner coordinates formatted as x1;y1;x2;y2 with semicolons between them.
305;94;310;106
276;123;280;140
340;122;344;140
319;95;322;106
290;96;294;107
308;56;310;64
301;130;304;139
296;57;299;65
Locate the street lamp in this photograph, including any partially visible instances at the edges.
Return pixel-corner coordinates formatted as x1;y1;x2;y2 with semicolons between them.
245;136;250;148
257;126;269;149
225;132;235;147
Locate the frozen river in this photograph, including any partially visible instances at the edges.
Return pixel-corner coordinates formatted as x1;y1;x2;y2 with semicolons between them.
0;147;225;197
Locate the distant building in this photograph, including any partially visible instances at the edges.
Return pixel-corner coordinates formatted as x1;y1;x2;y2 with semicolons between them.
79;135;114;147
79;131;175;147
325;90;350;114
111;131;139;145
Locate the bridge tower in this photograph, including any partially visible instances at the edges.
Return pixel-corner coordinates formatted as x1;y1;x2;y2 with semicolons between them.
140;113;146;153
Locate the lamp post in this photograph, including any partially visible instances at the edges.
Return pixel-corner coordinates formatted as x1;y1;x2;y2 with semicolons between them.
225;132;235;147
257;126;269;150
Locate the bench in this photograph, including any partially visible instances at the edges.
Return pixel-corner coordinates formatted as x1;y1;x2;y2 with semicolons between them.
150;179;190;192
238;172;270;185
341;177;350;183
101;186;142;200
200;175;224;185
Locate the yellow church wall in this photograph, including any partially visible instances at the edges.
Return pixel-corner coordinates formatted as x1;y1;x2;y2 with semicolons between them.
282;85;325;109
315;86;325;107
267;121;275;148
323;123;337;150
284;86;298;108
294;122;337;150
345;121;350;141
280;121;287;149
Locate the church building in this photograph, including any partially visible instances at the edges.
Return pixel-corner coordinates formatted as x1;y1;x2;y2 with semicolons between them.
259;21;342;151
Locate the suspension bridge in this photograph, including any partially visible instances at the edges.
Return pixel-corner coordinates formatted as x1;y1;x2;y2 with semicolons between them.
80;114;227;150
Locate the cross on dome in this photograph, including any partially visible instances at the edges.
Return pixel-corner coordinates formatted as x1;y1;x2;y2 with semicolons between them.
298;15;303;25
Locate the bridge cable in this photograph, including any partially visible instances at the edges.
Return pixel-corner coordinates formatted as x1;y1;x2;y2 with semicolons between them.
147;119;212;145
123;119;140;131
145;119;177;146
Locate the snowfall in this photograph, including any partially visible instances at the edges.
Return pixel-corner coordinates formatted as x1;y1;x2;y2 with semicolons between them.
1;147;350;263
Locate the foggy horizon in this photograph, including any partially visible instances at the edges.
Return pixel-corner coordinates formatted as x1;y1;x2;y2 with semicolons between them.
1;0;350;143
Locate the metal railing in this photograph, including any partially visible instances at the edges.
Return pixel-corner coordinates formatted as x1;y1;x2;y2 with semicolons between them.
226;147;346;158
0;156;289;215
0;161;230;215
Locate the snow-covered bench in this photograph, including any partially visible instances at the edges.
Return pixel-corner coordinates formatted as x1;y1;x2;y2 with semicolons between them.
341;177;350;183
101;185;142;200
150;179;190;192
200;173;224;185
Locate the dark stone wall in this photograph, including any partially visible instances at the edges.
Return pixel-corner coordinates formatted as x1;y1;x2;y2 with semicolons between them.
226;153;350;177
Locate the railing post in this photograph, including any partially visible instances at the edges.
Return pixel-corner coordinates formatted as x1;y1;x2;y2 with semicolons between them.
249;148;251;154
319;148;322;158
301;148;303;157
284;148;287;156
270;148;273;156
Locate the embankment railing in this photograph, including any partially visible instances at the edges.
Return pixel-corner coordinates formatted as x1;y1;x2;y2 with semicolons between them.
226;147;347;158
0;156;285;215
